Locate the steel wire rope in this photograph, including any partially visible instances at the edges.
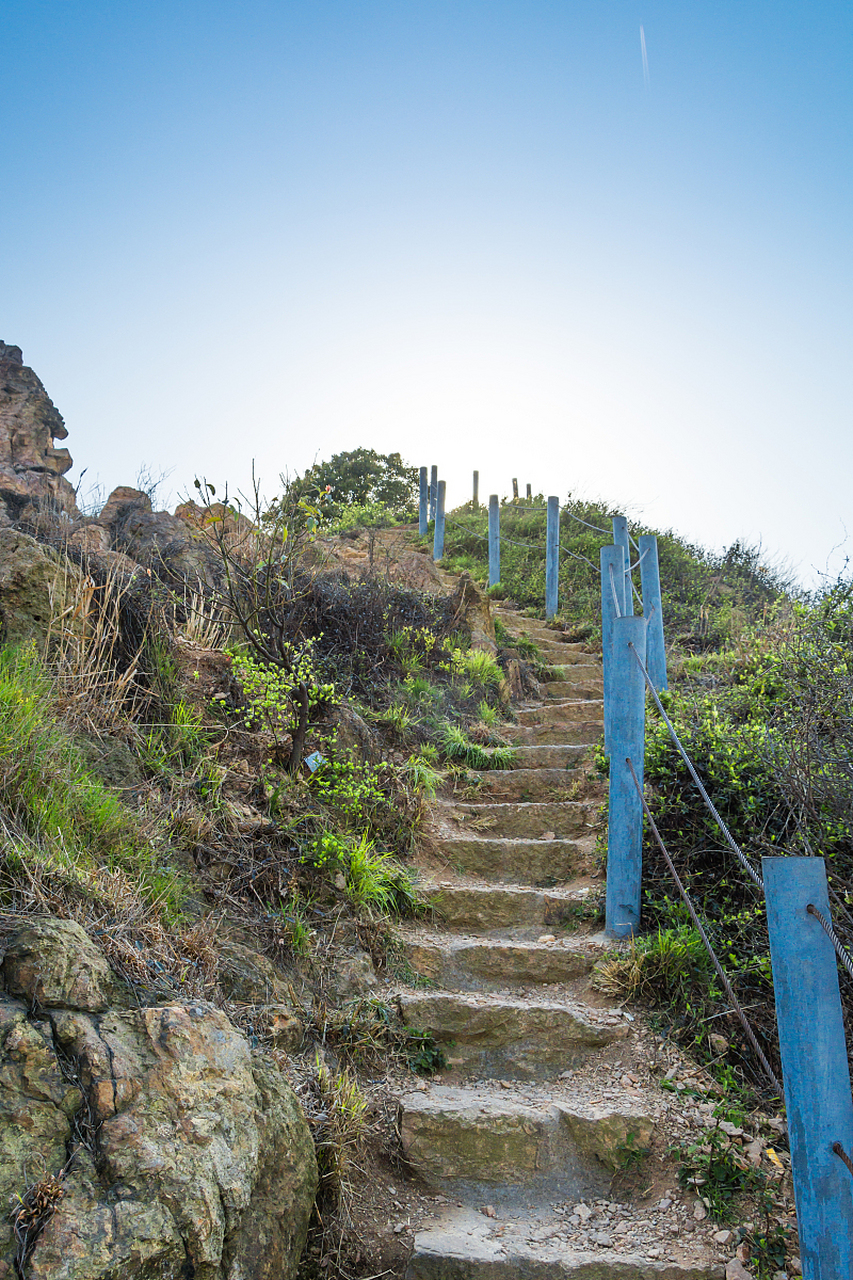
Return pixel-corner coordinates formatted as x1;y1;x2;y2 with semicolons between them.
806;903;853;986
608;564;623;618
625;757;783;1095
627;642;765;892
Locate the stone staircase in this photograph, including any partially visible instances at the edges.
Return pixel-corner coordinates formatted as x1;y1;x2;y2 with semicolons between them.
391;609;724;1279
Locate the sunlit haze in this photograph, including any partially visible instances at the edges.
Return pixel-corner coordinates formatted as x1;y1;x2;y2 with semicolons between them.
2;2;850;584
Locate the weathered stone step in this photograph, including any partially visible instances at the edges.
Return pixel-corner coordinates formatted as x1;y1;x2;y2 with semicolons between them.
513;744;590;769
439;799;594;840
437;834;587;883
543;679;603;701
396;929;607;990
505;721;602;747
408;1209;723;1280
397;990;623;1078
422;881;600;934
462;768;583;801
399;1083;655;1190
515;701;604;727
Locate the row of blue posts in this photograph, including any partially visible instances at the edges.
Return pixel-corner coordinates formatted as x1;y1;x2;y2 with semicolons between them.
600;526;853;1279
419;467;564;619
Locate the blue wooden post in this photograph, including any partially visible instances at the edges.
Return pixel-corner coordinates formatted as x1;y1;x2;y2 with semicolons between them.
433;480;446;560
605;614;647;939
472;471;479;508
764;857;853;1280
612;516;634;616
638;534;667;691
429;465;438;521
600;544;627;754
545;495;560;620
419;467;428;536
488;495;500;587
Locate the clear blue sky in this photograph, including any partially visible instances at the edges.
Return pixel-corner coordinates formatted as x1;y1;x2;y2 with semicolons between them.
2;2;850;583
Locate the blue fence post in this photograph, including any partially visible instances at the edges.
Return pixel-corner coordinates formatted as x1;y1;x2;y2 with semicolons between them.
605;614;647;939
612;516;634;616
764;857;853;1280
472;470;479;508
419;467;428;536
429;465;438;521
638;534;667;691
600;544;627;754
488;495;500;587
433;480;446;561
545;495;560;620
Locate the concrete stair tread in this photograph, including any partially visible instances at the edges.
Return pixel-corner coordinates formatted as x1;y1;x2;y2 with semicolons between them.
399;1081;659;1196
461;769;585;800
435;833;592;884
394;928;609;989
397;988;625;1078
435;798;595;840
420;878;601;933
408;1207;724;1279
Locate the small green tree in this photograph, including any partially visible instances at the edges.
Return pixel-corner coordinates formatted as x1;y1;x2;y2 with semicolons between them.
294;449;418;518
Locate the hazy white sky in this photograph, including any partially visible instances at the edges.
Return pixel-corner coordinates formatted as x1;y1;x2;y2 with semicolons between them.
2;2;850;583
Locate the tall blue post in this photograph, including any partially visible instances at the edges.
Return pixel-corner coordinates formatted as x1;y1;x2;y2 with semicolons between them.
433;480;446;560
472;471;479;508
429;465;438;521
419;467;428;536
488;495;500;587
638;534;667;691
600;544;627;754
612;516;634;616
764;857;853;1280
545;495;560;620
605;615;647;939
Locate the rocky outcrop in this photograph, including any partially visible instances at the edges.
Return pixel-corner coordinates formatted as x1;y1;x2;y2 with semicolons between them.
0;528;85;649
0;916;318;1280
0;343;78;521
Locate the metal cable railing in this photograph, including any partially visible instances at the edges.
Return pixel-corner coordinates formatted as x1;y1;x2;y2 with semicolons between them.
626;757;783;1095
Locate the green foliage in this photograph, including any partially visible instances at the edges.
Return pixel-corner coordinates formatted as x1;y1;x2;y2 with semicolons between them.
231;641;339;750
439;724;516;770
677;1124;767;1225
404;1027;449;1075
614;1130;650;1171
292;448;418;520
0;645;186;919
344;830;420;914
594;926;717;1011
402;750;444;798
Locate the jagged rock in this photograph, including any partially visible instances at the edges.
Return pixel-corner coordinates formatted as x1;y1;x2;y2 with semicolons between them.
0;343;77;521
0;527;84;648
326;949;378;1000
0;918;317;1279
217;939;293;1005
97;486;223;585
1;918;115;1013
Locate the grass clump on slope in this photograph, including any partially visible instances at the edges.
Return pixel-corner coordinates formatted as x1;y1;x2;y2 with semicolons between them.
0;644;187;924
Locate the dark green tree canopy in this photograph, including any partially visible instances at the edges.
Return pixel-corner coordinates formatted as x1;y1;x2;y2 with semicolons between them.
297;448;418;516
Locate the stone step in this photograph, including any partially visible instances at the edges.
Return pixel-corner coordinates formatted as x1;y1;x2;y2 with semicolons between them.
399;1082;656;1190
396;929;608;990
505;721;602;747
438;799;594;840
422;881;600;934
437;834;587;883
543;679;603;700
515;701;604;727
512;744;591;769
462;768;583;801
397;990;623;1079
407;1209;724;1280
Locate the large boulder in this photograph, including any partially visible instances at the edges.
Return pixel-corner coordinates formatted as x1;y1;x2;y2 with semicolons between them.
0;343;78;521
0;917;318;1280
0;528;85;649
